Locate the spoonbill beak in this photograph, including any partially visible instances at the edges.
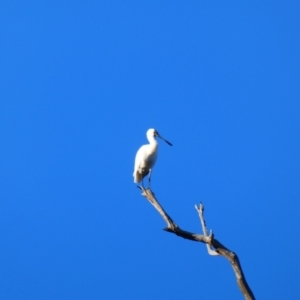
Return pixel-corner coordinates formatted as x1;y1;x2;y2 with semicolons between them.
156;131;172;146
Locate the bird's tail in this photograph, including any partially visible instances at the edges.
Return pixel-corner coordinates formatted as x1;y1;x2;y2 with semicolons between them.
133;171;142;183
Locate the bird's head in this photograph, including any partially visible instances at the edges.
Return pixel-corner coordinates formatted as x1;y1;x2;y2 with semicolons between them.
147;128;156;137
146;128;172;146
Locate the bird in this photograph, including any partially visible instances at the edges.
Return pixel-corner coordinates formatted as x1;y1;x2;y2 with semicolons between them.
133;128;172;187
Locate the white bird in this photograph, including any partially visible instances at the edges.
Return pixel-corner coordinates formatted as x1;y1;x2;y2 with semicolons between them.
133;128;172;186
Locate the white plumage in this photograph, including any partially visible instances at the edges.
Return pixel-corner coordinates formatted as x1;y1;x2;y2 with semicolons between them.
133;128;172;185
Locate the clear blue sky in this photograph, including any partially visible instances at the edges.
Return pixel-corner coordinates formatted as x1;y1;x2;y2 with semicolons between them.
1;1;299;299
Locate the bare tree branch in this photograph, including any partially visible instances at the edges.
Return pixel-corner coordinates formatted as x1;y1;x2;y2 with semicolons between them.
195;203;219;256
138;186;255;300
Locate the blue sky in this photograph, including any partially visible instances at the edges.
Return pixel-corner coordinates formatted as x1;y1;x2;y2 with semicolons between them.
1;1;300;299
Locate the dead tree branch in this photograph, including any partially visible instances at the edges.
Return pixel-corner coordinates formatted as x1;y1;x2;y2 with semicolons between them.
138;186;255;300
195;203;219;256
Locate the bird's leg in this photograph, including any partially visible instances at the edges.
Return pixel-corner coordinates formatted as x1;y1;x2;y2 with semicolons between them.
141;169;145;188
148;169;152;189
141;176;145;188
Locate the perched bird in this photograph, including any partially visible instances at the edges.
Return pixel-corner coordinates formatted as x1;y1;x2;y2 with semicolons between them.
133;128;172;186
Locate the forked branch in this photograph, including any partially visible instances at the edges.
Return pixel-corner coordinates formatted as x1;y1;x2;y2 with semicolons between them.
138;187;255;300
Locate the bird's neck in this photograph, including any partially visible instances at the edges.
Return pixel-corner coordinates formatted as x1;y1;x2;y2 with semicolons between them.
148;137;158;146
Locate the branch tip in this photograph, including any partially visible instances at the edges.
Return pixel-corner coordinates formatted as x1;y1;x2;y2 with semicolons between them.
200;203;204;212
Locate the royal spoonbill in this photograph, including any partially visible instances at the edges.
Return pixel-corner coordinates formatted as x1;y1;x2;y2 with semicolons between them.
133;128;172;186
